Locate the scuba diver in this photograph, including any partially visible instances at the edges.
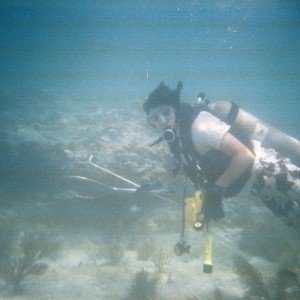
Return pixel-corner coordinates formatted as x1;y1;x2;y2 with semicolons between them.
142;81;300;231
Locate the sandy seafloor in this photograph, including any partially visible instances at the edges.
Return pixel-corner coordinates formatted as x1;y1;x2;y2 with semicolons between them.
1;101;299;299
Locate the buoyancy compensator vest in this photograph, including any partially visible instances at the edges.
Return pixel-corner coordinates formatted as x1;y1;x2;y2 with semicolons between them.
166;103;253;198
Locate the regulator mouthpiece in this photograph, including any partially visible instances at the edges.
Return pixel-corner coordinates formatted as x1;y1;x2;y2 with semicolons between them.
162;128;176;143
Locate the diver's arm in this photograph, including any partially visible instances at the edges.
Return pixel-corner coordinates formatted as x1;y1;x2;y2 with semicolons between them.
214;132;254;188
191;112;254;189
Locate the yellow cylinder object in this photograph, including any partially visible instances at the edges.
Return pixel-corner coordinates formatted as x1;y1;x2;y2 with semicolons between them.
185;191;203;228
203;233;213;273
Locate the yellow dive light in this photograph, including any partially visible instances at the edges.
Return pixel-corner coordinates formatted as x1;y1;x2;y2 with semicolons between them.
185;191;204;230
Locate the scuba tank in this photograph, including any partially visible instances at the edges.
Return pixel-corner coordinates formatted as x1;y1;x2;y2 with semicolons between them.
207;100;300;167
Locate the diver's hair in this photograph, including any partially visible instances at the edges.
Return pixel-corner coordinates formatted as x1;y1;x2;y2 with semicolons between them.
143;81;183;114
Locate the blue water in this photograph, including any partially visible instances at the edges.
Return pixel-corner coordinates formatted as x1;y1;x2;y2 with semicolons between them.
1;2;300;298
1;1;300;191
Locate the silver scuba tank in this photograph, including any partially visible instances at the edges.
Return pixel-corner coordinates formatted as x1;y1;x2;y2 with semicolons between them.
208;100;300;167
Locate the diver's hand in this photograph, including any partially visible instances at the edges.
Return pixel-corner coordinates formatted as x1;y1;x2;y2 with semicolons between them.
202;183;225;222
136;179;162;192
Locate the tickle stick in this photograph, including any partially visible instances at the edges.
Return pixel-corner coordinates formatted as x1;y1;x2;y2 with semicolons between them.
88;155;140;187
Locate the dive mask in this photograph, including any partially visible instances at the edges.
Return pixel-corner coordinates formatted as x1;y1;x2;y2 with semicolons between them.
147;106;173;126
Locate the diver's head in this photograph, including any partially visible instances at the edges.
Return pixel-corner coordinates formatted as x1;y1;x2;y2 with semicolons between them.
146;105;175;131
143;81;183;131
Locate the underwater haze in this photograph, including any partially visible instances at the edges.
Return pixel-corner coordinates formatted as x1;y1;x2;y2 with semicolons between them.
1;0;300;193
1;1;300;299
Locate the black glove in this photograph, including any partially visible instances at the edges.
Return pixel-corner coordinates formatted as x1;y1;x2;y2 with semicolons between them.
202;183;225;222
135;179;162;192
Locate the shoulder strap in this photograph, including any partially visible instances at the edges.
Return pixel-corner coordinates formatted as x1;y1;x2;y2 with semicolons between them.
225;102;239;125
